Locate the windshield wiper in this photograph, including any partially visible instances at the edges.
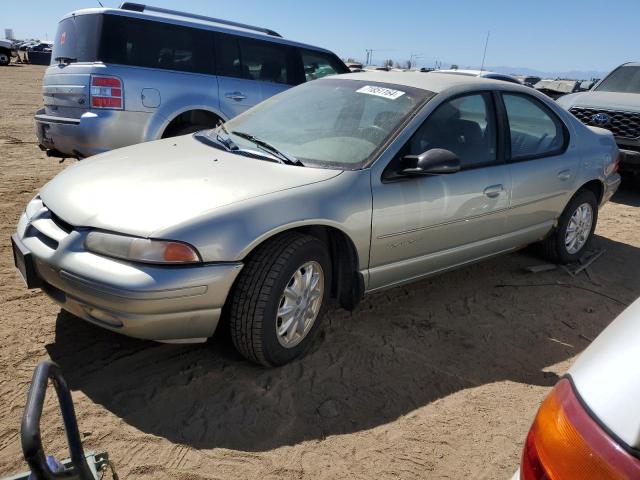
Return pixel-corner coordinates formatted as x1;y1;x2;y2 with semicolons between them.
215;123;239;151
230;131;303;166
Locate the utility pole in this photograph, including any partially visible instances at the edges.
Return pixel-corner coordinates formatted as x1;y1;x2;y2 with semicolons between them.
409;53;424;70
480;30;490;72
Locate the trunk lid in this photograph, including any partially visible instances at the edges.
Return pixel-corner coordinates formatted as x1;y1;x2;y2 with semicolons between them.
42;65;93;119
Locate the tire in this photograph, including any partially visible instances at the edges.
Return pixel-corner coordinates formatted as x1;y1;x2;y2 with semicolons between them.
229;232;332;366
0;51;10;66
541;189;598;264
164;123;210;138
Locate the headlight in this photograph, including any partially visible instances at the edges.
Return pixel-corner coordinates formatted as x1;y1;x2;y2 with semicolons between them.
85;231;201;264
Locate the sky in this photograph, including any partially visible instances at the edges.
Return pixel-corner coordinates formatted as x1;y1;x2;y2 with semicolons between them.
4;0;640;74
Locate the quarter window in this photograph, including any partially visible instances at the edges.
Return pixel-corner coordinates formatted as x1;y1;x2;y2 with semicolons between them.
300;49;347;81
407;93;498;169
503;94;566;160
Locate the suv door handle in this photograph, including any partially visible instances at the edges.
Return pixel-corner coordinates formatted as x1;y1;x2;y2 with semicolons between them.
483;184;504;198
225;91;246;101
557;169;572;181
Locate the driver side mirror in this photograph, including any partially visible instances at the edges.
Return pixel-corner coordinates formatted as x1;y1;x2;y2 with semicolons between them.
399;148;461;176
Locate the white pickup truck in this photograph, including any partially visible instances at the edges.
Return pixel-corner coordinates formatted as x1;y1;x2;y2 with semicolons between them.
558;62;640;177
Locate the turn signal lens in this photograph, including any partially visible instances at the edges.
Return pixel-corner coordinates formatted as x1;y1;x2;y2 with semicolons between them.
613;152;623;173
521;379;640;479
163;242;200;262
85;232;201;264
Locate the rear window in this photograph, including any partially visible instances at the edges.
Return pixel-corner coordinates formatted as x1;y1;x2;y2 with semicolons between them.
51;14;101;64
100;15;215;74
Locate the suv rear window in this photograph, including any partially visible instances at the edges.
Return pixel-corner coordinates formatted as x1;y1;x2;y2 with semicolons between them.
100;15;215;74
51;14;101;63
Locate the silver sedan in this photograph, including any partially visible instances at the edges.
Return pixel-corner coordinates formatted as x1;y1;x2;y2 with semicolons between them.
12;71;621;366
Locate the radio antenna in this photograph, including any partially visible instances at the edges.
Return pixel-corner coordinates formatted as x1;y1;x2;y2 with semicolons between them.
480;30;490;72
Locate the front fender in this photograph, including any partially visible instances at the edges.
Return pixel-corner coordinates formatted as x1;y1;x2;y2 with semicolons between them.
154;169;373;271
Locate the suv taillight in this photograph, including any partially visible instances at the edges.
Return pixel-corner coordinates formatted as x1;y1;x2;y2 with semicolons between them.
90;75;123;109
521;379;640;479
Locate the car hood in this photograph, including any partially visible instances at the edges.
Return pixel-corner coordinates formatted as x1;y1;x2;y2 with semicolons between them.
558;91;640;111
570;297;640;449
40;135;342;237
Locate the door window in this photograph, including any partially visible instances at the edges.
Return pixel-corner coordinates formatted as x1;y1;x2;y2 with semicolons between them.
406;93;498;169
300;49;347;81
100;15;215;74
215;34;293;84
502;93;567;161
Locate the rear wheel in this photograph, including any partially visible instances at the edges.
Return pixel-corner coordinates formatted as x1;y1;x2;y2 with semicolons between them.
0;51;10;66
229;232;331;366
165;123;210;137
541;189;598;263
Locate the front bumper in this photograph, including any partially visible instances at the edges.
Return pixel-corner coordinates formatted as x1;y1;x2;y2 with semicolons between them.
34;108;151;158
13;204;242;343
619;148;640;173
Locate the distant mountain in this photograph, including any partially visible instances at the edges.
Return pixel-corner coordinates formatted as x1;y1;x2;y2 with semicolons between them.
464;65;608;81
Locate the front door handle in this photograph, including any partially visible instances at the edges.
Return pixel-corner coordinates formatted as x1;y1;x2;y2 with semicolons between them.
558;169;572;181
225;91;246;101
483;184;504;198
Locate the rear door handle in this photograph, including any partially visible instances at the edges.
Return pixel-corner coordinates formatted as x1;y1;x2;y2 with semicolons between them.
225;91;246;101
483;184;504;198
558;169;572;181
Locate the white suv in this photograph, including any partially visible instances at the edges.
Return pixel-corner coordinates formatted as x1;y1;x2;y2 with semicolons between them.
558;62;640;177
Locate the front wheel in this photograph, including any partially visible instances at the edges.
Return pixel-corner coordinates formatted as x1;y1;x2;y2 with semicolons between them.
0;51;10;66
228;232;332;366
541;189;598;263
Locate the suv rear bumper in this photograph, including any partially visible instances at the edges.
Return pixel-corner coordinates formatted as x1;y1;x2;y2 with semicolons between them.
35;108;151;158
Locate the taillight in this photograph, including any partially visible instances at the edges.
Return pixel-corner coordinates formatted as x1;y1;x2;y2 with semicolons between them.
90;75;123;109
612;151;623;173
521;378;640;479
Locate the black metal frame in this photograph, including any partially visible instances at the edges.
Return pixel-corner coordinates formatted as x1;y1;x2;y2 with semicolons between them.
21;361;95;480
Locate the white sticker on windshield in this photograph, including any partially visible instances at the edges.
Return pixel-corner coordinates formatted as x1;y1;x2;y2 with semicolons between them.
356;85;405;99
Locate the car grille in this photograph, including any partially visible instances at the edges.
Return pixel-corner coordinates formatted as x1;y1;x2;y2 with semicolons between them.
570;107;640;140
25;204;74;250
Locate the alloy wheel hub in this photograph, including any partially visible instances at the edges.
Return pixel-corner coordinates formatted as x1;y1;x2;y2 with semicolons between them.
565;202;593;254
276;261;324;348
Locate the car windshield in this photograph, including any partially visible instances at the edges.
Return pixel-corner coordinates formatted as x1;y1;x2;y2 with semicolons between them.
594;66;640;94
200;79;432;169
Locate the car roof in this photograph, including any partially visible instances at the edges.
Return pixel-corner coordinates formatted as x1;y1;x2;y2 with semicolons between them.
60;7;335;54
433;69;519;80
329;70;529;94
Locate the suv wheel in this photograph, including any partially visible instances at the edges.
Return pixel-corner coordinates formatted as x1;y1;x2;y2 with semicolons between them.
229;232;331;366
0;52;10;66
541;189;598;264
165;123;210;137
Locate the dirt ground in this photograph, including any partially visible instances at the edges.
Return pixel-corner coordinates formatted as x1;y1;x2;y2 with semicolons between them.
1;65;639;479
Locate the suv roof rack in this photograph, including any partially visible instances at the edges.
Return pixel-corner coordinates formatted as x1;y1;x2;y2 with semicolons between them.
119;2;282;37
